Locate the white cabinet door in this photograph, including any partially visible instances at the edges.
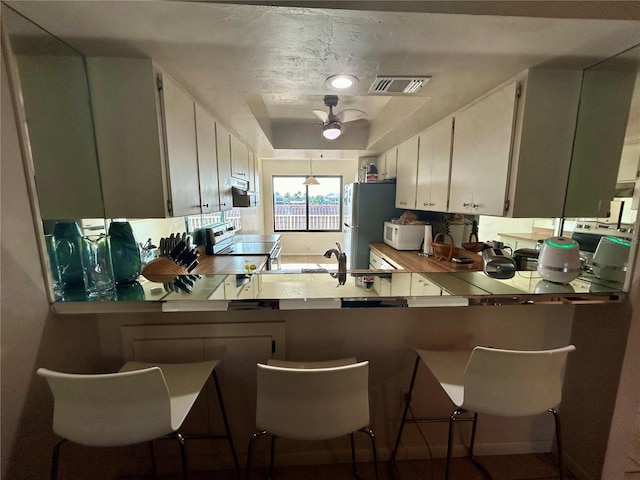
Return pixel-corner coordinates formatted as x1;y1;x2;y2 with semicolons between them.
87;58;227;218
391;273;412;296
161;74;200;216
386;147;398;179
249;152;260;204
449;81;518;216
378;147;397;180
216;123;233;211
395;136;419;209
230;133;250;180
410;273;442;296
195;103;220;213
416;118;453;212
18;54;105;219
369;250;383;269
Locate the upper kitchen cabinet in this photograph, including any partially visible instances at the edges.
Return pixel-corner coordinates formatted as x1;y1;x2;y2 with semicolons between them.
4;7;104;219
416;117;454;212
195;104;221;213
86;57;224;217
215;122;234;211
564;45;639;218
377;147;398;181
395;135;419;209
230;133;250;180
449;69;582;217
249;152;260;205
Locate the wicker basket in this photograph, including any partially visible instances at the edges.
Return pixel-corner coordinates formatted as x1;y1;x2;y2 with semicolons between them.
432;233;454;262
462;242;487;253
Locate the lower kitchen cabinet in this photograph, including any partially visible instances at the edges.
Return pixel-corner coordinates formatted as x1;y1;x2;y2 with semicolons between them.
411;273;443;296
391;272;412;296
223;274;262;299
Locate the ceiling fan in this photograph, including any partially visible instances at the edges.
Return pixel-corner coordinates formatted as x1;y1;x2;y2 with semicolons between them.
312;95;367;140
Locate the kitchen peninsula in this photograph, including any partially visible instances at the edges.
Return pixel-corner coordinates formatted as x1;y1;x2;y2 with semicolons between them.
369;242;484;272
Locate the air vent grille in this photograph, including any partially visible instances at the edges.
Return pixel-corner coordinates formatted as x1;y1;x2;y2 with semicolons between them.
369;76;431;94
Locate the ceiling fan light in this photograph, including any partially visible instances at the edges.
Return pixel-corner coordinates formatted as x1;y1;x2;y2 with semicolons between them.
322;121;342;140
325;74;358;90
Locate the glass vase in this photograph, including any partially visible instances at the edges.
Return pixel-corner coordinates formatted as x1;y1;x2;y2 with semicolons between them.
108;221;142;284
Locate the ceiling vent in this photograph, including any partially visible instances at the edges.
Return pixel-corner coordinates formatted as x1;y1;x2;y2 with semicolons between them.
369;76;431;94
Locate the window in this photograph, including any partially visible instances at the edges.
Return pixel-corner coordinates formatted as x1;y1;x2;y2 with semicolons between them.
273;176;342;232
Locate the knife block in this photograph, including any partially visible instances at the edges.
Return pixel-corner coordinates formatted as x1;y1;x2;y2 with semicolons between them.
141;257;188;283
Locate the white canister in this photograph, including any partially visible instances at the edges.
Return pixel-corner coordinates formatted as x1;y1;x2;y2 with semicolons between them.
592;236;630;282
537;236;581;284
423;224;433;256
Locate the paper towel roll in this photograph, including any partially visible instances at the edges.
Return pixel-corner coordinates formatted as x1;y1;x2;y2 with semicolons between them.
423;224;433;256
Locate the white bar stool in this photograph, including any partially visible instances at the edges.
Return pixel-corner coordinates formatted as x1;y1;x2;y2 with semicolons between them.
38;359;240;479
391;345;575;479
246;358;380;480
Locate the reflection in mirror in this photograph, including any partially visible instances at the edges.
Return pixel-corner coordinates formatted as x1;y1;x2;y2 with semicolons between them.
2;5;104;220
562;43;640;291
564;44;639;218
3;3;638;305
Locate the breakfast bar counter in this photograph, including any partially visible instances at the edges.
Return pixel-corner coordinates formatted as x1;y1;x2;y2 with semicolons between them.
369;243;484;272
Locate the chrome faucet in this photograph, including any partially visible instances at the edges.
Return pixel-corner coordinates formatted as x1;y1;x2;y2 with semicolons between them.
324;242;347;285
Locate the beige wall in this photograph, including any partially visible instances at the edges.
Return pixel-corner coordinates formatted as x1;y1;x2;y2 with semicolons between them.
1;43;105;478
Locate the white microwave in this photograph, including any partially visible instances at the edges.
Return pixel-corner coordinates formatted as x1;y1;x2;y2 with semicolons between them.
383;222;425;250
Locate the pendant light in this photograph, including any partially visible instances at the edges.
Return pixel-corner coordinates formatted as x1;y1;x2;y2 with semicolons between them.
303;156;319;185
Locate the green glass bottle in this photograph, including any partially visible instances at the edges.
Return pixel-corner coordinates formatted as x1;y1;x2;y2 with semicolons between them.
108;221;142;284
52;221;84;286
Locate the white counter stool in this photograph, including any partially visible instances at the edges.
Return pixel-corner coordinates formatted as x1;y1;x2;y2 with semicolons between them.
391;345;575;480
246;358;380;480
38;360;240;480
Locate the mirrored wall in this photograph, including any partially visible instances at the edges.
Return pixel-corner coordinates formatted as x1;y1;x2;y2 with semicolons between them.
3;3;639;304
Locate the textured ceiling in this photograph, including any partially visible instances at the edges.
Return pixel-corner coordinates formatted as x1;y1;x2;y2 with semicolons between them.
6;1;640;159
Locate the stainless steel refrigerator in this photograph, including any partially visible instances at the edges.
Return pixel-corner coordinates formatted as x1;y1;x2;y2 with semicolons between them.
343;182;402;269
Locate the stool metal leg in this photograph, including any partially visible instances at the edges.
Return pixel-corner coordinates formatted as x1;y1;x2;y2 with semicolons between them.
173;432;188;480
391;355;421;464
246;430;267;480
148;440;157;477
550;408;566;480
469;412;479;457
51;439;66;480
212;369;241;475
350;433;357;478
360;427;380;480
446;409;465;480
269;435;276;480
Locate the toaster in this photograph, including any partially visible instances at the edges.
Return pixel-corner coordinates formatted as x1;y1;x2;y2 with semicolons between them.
482;248;516;279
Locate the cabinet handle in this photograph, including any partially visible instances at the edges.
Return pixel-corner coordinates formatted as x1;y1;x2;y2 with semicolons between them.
472;203;479;209
429;202;435;206
201;203;209;208
463;202;470;207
